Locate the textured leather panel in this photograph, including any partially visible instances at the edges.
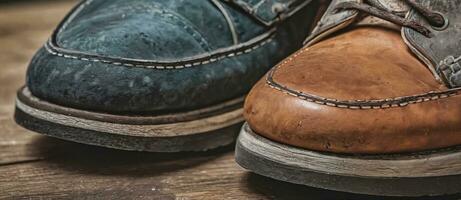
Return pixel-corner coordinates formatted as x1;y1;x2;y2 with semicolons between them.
372;0;409;12
244;28;461;154
304;0;359;46
244;1;461;154
305;0;461;88
304;0;413;46
270;27;447;104
223;0;312;26
245;77;461;154
27;0;317;113
57;0;264;60
403;0;461;88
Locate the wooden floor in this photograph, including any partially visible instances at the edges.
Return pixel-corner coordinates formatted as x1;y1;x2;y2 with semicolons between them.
0;1;460;199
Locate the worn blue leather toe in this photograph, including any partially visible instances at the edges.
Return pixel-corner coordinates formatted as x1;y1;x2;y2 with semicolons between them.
15;0;320;152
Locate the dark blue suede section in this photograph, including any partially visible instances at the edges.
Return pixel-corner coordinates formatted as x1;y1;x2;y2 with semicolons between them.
26;0;316;113
58;0;267;59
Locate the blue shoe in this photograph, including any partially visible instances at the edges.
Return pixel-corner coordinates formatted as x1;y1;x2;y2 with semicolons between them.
15;0;320;152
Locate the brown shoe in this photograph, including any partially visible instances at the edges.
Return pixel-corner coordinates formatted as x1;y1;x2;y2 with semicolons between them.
235;0;461;197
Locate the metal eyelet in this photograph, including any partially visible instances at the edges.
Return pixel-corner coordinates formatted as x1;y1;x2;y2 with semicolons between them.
431;11;449;31
272;3;287;14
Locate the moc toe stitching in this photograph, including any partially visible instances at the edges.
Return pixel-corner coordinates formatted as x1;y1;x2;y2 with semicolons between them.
266;66;461;110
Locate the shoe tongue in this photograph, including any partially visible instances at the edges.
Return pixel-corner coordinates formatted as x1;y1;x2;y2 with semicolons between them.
305;0;411;46
223;0;312;26
369;0;410;13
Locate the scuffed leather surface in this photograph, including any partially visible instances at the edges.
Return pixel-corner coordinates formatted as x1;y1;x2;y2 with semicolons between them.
306;0;461;88
224;0;312;26
27;0;316;113
244;27;461;154
403;0;461;88
371;0;409;12
304;0;358;46
56;0;263;59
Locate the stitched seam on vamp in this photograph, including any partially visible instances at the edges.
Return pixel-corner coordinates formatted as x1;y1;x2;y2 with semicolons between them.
47;0;277;70
265;46;461;110
44;35;275;69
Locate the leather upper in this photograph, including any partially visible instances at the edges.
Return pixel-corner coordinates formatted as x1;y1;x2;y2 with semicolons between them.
404;1;461;88
27;0;316;114
223;0;312;26
244;0;461;154
307;0;461;88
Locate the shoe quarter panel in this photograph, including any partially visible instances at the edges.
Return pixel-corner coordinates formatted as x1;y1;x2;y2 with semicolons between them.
403;0;461;88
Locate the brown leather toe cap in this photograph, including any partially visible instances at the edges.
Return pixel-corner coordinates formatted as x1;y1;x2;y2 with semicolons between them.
244;27;461;154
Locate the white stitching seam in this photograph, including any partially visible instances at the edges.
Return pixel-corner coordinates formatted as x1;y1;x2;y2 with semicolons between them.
48;0;277;70
59;0;94;35
267;82;459;110
266;45;461;110
253;0;268;11
45;35;274;69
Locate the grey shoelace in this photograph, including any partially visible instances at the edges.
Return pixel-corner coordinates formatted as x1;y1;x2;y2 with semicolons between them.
335;0;447;38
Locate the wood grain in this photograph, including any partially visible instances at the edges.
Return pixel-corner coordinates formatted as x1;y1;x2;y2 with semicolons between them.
0;1;459;199
0;0;78;166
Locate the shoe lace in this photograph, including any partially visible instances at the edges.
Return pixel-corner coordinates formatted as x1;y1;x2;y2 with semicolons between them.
335;0;446;38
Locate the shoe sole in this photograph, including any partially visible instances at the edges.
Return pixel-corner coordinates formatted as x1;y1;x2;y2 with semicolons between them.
235;123;461;197
15;87;244;152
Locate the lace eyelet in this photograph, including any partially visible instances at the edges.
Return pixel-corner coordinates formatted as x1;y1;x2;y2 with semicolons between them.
431;11;449;31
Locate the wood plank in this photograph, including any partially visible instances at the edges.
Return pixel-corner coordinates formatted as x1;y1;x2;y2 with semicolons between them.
0;0;79;165
0;141;401;200
1;138;459;199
